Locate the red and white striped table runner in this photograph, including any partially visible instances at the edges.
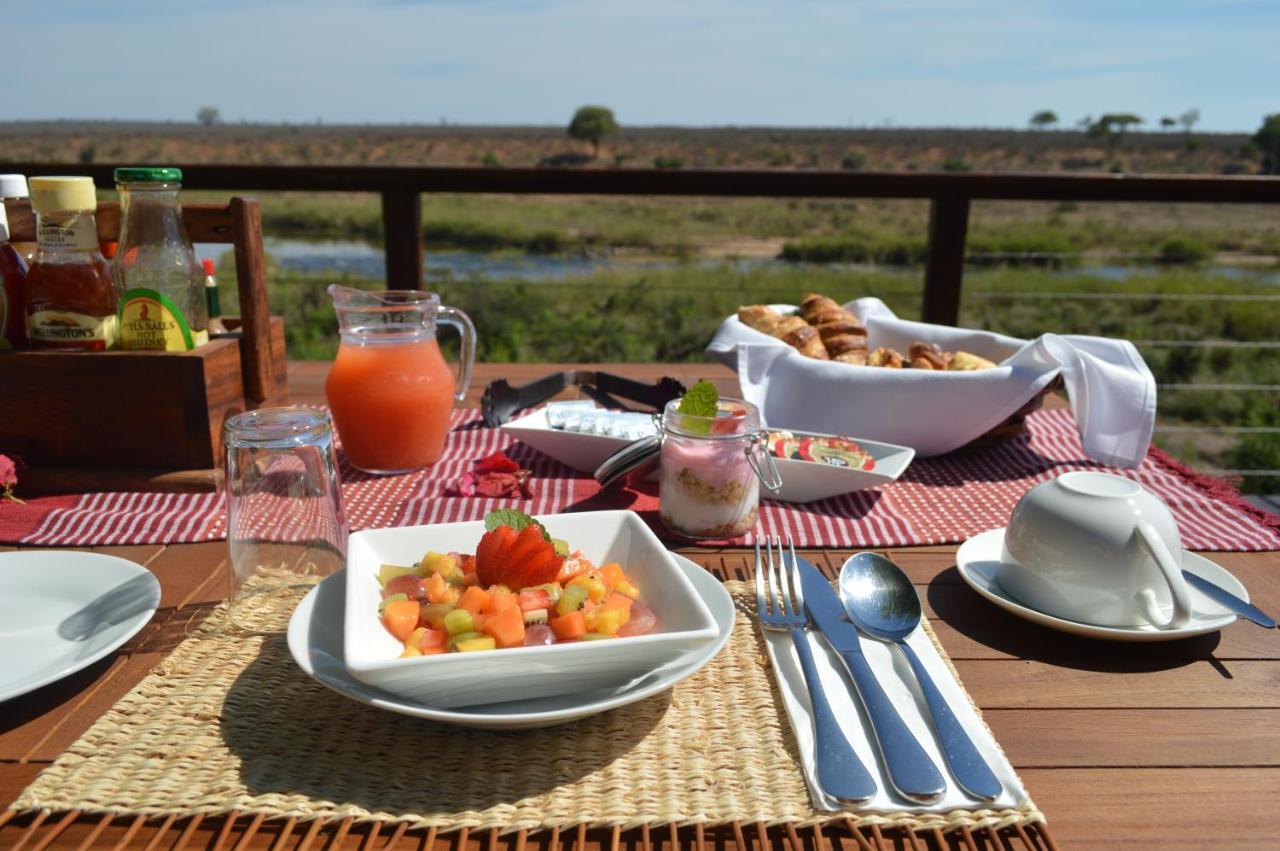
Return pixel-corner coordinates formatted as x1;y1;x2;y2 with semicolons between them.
3;409;1277;551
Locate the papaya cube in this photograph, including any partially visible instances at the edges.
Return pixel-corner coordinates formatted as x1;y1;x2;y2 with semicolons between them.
483;604;526;648
382;599;421;642
457;585;491;615
600;562;625;588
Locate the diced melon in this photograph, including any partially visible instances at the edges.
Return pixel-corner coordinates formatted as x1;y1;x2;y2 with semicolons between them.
420;551;465;584
579;632;616;641
457;585;491;615
426;572;460;604
379;564;420;586
379;592;409;618
550;609;586;640
419;602;455;629
382;598;421;642
614;579;641;599
453;632;497;652
600;563;625;588
443;607;475;636
483;603;526;648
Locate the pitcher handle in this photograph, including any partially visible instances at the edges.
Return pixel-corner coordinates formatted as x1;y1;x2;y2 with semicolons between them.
437;306;476;403
1135;521;1195;629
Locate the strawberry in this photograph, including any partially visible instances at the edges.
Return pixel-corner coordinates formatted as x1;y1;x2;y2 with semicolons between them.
477;524;563;589
475;525;518;587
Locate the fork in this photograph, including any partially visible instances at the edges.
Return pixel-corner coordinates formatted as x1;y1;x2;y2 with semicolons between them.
756;534;877;804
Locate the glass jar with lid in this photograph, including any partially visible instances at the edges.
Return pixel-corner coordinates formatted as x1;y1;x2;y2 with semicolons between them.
596;397;782;540
114;167;209;351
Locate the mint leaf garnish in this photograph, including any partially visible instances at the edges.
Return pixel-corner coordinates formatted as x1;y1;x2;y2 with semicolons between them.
484;508;550;541
677;380;719;419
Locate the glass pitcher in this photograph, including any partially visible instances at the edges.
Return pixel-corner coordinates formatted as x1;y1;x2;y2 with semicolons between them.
324;285;476;474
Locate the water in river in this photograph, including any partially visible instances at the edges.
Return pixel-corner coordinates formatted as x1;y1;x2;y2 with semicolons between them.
194;238;1280;285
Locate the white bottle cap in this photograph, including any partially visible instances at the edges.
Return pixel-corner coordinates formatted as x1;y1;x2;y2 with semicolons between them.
0;174;29;199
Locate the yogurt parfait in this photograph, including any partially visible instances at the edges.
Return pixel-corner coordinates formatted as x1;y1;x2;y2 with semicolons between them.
657;393;776;539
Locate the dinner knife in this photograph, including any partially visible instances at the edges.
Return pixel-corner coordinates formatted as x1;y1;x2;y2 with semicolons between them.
795;556;947;803
1182;570;1277;629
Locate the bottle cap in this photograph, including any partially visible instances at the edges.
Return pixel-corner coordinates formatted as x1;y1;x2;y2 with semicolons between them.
202;258;216;275
0;174;28;198
113;167;183;184
29;176;98;214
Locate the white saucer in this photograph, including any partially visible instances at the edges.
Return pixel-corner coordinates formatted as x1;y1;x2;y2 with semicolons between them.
0;551;161;702
287;554;736;728
955;528;1240;642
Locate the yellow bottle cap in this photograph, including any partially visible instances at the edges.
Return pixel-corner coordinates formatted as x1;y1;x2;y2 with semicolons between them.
29;176;98;214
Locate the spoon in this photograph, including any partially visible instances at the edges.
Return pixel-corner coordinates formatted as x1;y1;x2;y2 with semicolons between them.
839;552;1003;801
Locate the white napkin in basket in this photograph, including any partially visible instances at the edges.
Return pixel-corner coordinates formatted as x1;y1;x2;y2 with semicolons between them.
706;298;1155;466
761;618;1030;813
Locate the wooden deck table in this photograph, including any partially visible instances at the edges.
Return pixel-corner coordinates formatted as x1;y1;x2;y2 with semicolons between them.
3;362;1278;851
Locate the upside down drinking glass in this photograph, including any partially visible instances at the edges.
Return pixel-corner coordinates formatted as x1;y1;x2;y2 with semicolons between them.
224;408;348;633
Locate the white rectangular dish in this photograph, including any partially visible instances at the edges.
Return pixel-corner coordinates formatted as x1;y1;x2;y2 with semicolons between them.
343;511;720;708
501;408;914;503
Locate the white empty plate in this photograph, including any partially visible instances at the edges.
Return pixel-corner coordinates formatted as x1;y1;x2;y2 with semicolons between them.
956;527;1239;641
0;551;161;702
287;554;735;729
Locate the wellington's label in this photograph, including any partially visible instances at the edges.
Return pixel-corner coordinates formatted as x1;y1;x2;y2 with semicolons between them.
120;288;207;351
36;215;98;251
28;309;118;350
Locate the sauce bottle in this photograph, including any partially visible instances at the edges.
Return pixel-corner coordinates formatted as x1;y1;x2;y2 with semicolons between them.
202;258;227;335
0;178;29;349
26;176;119;351
0;175;36;264
114;167;208;351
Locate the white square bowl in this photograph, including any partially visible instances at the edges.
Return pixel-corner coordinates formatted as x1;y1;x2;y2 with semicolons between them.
343;510;719;708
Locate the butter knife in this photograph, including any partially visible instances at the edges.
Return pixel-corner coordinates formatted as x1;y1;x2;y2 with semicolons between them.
795;555;946;803
1182;570;1276;629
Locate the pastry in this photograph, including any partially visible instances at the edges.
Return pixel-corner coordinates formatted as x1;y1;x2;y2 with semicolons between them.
867;347;905;368
775;316;829;359
815;319;866;341
834;349;868;366
738;304;784;336
949;351;997;371
908;342;951;370
823;333;868;358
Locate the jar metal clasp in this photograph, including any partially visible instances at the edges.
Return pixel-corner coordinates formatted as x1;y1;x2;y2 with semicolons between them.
745;430;783;495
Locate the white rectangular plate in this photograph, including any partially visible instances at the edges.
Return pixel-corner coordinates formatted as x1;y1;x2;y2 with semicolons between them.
502;408;915;503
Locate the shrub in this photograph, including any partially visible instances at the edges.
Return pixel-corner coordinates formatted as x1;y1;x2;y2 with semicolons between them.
942;158;970;172
841;153;866;171
1220;162;1251;175
479;151;501;167
1158;237;1212;265
653;155;684;169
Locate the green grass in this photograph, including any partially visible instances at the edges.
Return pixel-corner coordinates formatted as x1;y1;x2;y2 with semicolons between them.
217;263;1278;495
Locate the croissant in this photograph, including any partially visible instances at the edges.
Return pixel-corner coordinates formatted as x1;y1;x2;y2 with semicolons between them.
823;334;867;357
834;349;869;366
948;351;997;371
738;305;784;336
908;342;950;370
815;319;866;341
868;347;905;368
801;293;864;329
770;316;827;359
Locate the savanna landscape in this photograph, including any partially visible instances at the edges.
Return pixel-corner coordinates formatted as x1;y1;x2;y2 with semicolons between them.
3;116;1277;492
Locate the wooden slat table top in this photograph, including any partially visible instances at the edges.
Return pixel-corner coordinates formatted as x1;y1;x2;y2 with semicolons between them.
3;361;1278;850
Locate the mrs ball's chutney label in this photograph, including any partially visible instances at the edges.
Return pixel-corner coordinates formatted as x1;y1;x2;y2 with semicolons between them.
120;288;208;351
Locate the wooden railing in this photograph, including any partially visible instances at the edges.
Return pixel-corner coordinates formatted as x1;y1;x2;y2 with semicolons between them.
9;164;1280;325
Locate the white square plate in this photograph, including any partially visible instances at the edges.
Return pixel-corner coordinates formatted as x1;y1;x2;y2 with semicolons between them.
343;511;719;708
501;408;915;503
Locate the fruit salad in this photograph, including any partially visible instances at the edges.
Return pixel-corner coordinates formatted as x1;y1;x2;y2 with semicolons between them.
378;509;658;657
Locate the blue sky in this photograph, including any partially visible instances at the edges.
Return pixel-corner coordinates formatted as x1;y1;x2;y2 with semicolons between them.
4;0;1276;131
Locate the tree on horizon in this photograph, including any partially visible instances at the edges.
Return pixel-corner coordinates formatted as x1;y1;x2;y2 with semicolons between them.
1029;110;1058;130
568;106;619;159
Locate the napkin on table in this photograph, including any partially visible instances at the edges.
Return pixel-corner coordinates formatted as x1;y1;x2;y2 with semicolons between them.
760;618;1031;813
706;297;1155;467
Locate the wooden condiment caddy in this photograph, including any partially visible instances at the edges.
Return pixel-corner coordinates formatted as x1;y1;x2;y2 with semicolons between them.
0;197;287;494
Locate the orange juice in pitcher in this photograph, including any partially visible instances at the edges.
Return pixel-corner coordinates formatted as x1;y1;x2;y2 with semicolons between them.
325;286;476;473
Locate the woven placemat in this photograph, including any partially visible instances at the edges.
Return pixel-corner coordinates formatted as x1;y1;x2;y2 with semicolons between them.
10;583;1042;835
